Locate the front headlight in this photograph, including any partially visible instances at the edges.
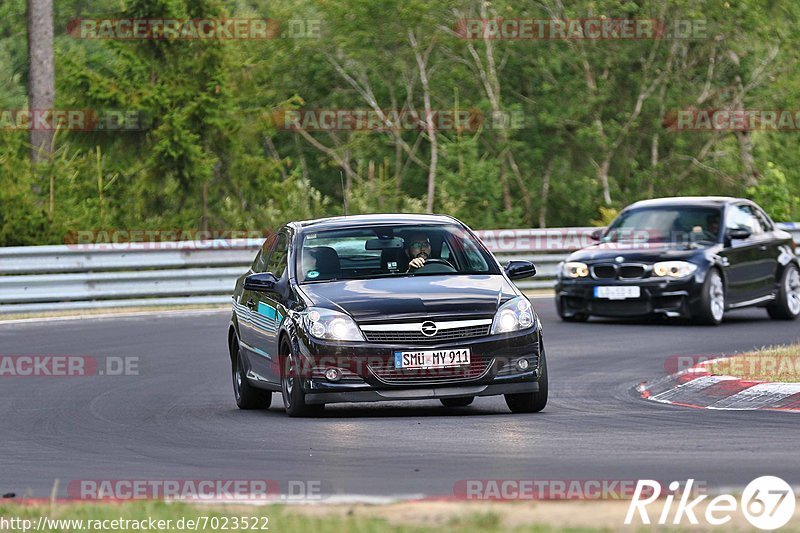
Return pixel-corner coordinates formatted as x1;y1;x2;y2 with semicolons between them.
562;261;589;278
303;307;364;341
491;297;536;334
653;261;697;278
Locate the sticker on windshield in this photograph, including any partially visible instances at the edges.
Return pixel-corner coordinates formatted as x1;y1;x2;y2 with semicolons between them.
388;261;397;270
307;270;319;279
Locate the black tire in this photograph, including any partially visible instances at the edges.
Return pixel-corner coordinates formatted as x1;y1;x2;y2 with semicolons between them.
767;264;800;320
232;339;272;410
555;297;589;322
694;268;725;326
504;351;548;413
440;397;474;407
280;340;325;417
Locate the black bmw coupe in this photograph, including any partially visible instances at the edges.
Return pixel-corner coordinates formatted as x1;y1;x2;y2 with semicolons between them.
555;197;800;325
228;214;545;416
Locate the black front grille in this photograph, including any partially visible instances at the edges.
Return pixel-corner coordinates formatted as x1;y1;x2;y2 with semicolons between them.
368;357;493;384
619;265;646;279
363;324;490;344
590;300;650;316
592;264;617;279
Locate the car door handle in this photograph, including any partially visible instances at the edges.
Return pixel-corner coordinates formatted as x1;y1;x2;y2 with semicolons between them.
246;298;257;310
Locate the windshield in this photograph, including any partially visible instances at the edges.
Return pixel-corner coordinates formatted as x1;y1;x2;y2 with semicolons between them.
603;206;723;245
296;224;499;282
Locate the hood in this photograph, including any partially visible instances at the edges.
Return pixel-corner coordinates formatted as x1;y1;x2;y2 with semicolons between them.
297;275;516;322
567;242;715;263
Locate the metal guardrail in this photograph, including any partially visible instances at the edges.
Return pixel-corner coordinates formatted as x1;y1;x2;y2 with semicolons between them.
0;225;798;314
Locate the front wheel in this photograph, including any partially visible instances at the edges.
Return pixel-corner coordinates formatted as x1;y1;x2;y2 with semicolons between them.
694;268;725;325
505;351;548;413
767;264;800;320
280;340;325;417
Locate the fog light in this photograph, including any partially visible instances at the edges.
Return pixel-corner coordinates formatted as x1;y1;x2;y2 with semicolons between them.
324;368;341;382
516;359;530;371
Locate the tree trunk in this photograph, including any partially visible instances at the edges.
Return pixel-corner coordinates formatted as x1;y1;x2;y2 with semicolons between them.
27;0;55;164
539;159;553;228
735;130;759;187
409;32;437;213
597;158;612;205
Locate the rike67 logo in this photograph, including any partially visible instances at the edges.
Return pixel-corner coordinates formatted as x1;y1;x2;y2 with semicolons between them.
625;476;795;530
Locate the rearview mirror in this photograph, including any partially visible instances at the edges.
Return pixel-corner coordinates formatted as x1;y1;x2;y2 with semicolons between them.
726;227;752;241
505;260;536;280
589;228;605;241
244;272;278;292
365;237;403;250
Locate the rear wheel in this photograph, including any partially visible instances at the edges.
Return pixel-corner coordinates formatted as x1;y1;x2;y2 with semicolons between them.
694;268;725;325
440;397;474;407
280;340;325;417
232;339;272;410
505;351;548;413
767;264;800;320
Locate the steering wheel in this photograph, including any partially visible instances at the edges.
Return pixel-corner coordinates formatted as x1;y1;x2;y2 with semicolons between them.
410;258;457;274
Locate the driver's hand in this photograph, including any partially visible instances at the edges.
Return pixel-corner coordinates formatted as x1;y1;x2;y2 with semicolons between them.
408;257;426;270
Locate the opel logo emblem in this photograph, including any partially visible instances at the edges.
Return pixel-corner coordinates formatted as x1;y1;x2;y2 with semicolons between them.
420;321;438;337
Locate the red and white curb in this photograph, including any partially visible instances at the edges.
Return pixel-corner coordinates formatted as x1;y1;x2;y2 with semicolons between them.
637;358;800;412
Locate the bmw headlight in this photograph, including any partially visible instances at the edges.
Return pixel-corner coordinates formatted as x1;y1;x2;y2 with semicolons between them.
303;307;364;341
653;261;697;278
562;261;589;278
491;297;536;334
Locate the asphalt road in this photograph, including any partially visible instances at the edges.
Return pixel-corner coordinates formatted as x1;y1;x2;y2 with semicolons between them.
1;301;799;500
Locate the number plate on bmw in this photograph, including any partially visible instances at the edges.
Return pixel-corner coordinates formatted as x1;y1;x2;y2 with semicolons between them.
594;286;641;300
394;349;471;369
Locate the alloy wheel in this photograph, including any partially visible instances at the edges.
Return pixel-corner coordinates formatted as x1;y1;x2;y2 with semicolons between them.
787;268;800;315
710;273;725;322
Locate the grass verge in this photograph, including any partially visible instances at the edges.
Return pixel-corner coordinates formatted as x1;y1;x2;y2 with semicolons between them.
703;341;800;382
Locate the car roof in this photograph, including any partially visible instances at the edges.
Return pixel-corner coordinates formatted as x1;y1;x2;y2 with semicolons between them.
289;213;460;232
625;196;744;209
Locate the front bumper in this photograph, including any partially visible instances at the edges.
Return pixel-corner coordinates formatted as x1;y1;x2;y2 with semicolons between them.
294;327;543;404
556;277;704;318
306;381;538;405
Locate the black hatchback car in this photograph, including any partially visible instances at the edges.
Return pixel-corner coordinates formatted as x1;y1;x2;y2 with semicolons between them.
556;197;800;325
228;214;545;416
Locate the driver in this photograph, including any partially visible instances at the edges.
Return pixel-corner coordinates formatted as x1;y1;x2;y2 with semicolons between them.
405;233;432;272
689;213;721;242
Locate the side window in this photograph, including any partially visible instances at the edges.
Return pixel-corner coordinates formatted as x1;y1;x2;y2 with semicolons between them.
265;232;289;278
440;240;452;262
251;250;266;272
753;208;773;232
725;205;762;236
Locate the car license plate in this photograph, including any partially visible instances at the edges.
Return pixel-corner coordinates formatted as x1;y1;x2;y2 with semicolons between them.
594;286;641;300
394;348;471;369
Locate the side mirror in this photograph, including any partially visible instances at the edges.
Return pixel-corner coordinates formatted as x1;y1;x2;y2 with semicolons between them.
244;272;278;292
590;228;605;241
726;227;752;241
505;260;537;280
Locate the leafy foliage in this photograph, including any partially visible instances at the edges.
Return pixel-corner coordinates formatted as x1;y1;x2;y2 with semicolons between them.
2;0;800;245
